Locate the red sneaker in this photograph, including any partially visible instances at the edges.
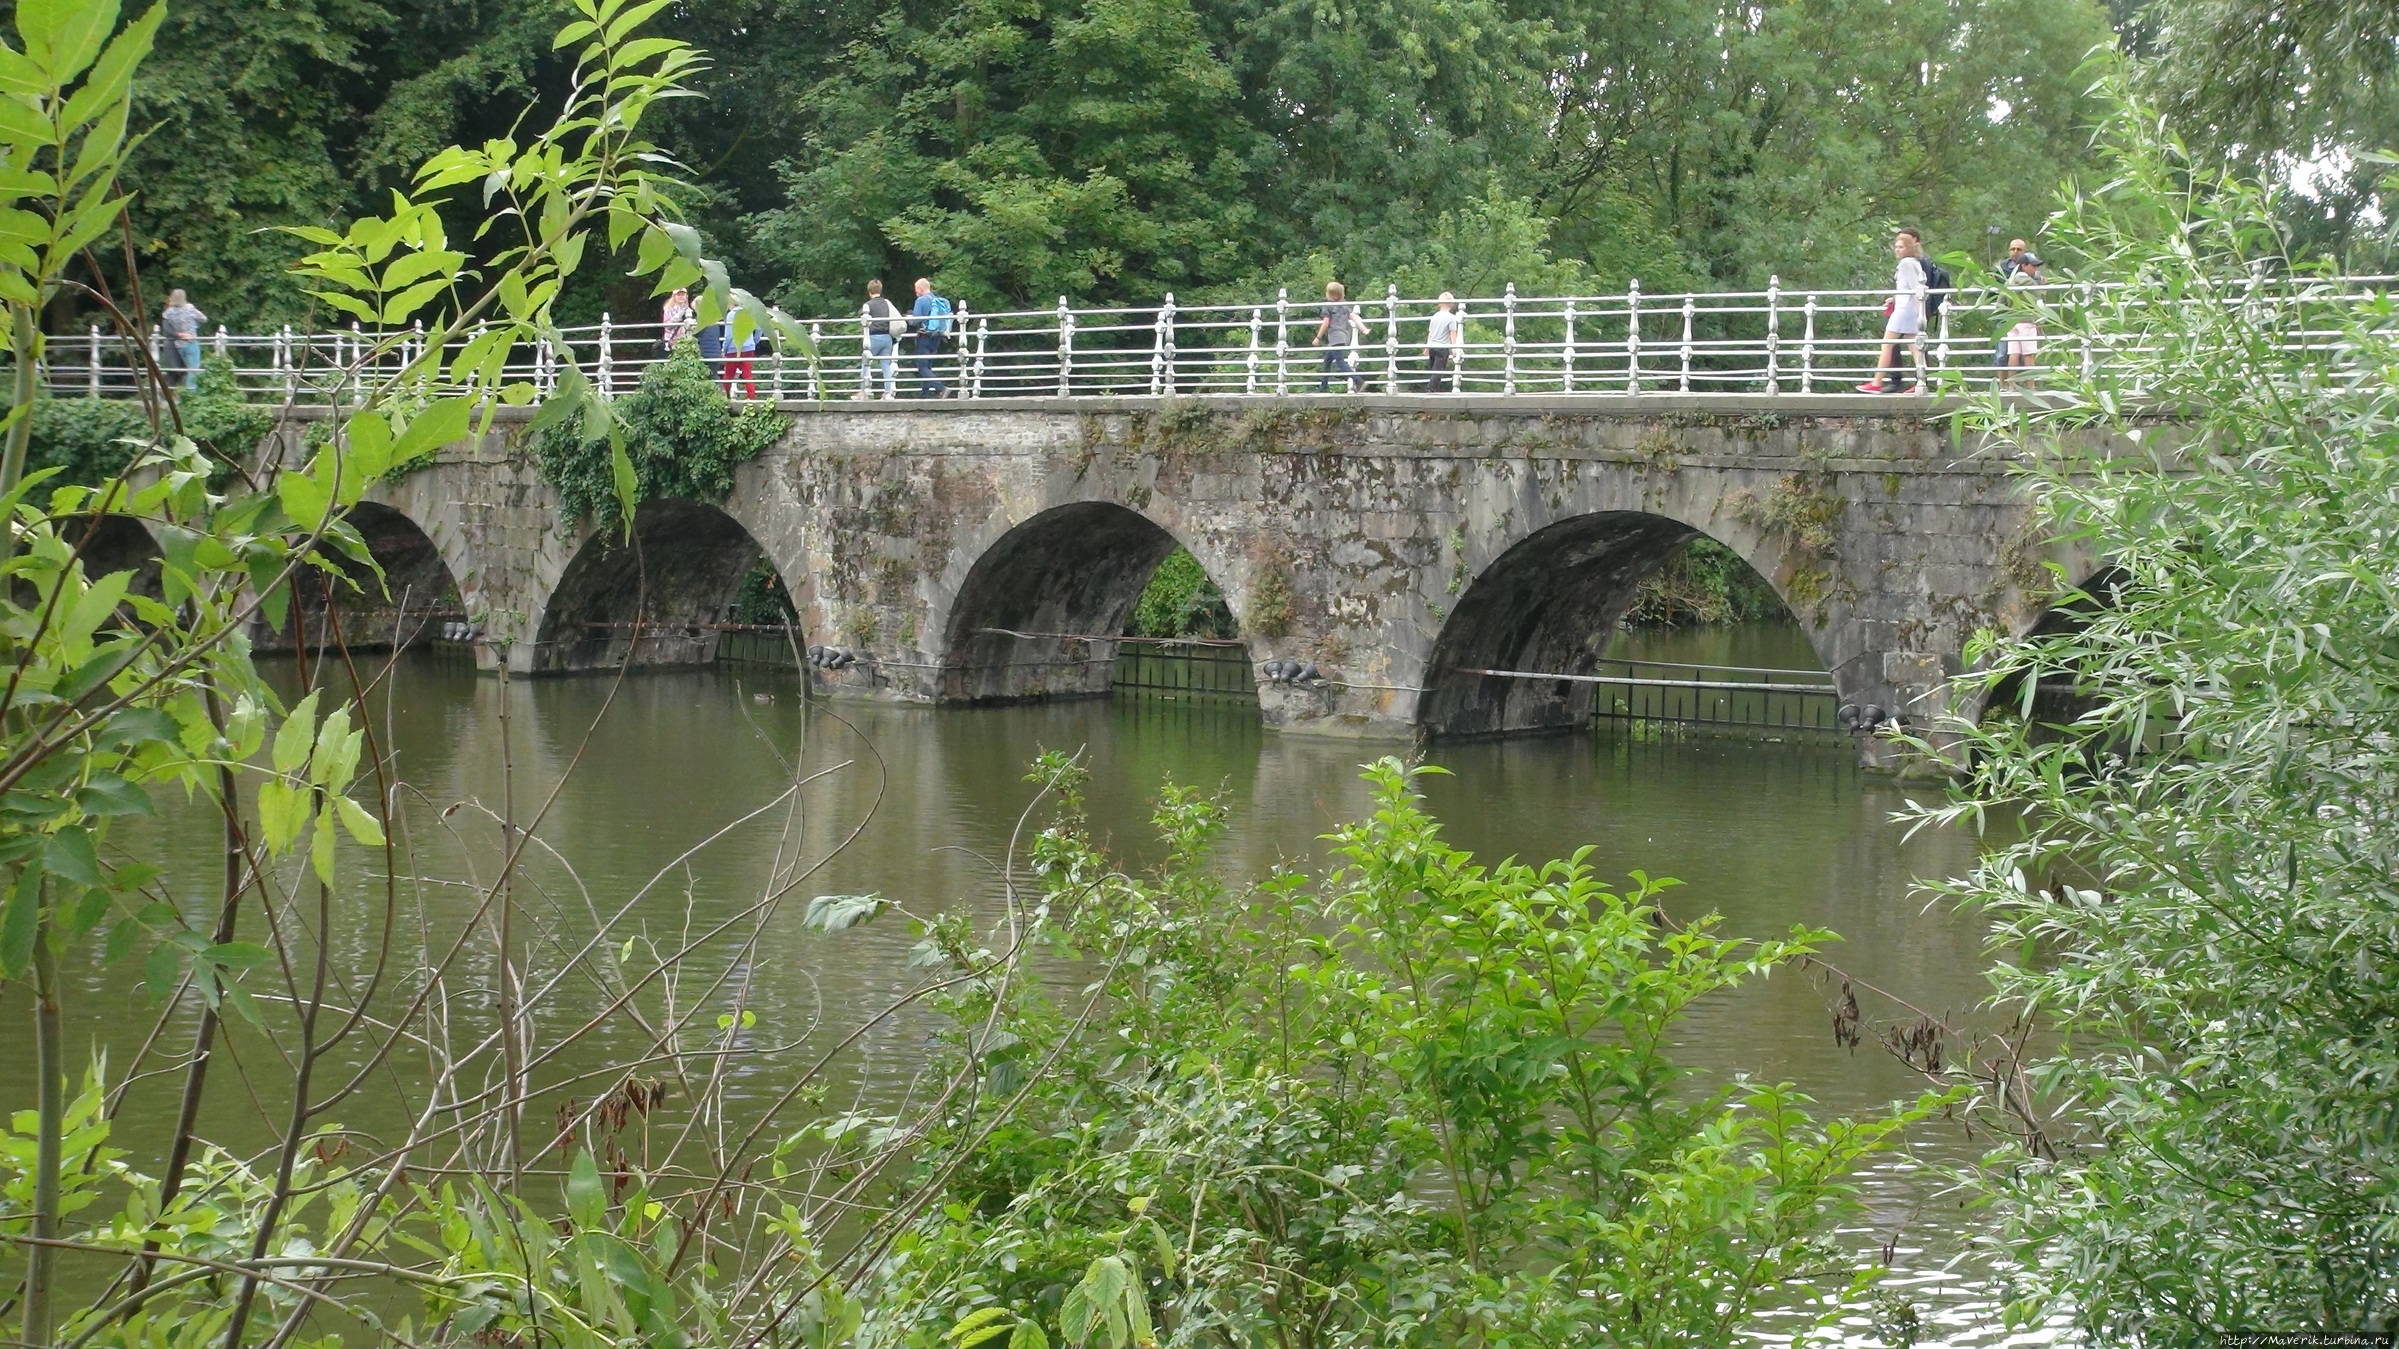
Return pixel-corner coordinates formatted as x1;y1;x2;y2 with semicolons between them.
1854;381;1885;393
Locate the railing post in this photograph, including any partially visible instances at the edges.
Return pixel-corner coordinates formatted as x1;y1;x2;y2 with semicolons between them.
86;324;98;397
1245;306;1261;394
2079;281;2096;381
950;301;969;400
1502;283;1518;394
1765;275;1780;395
1057;296;1073;396
859;307;873;397
148;324;161;389
972;315;988;398
1274;287;1289;395
1625;280;1642;394
214;323;229;363
1151;292;1170;393
771;320;787;402
1385;284;1400;393
1679;296;1694;392
409;320;423;380
1562;297;1576;393
599;312;614;395
283;325;298;398
1801;293;1817;394
808;320;824;400
1934;287;1952;375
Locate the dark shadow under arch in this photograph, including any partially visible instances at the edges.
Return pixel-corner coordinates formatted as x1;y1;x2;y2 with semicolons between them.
1982;565;2129;729
533;500;774;673
264;502;462;653
1420;512;1826;739
941;502;1196;703
73;515;164;600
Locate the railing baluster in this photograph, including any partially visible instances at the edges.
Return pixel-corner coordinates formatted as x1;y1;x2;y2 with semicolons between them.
1502;283;1518;394
1934;287;1952;377
808;320;824;400
599;312;615;396
1148;300;1165;395
1057;296;1073;397
1625;281;1641;394
1161;293;1176;396
1384;284;1400;393
1679;297;1694;392
1274;288;1289;396
1246;306;1261;395
1801;293;1817;394
86;324;98;397
1562;297;1576;393
972;315;988;398
1765;275;1780;395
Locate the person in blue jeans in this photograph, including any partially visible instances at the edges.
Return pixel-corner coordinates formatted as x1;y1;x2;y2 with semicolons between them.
861;280;902;399
909;277;951;397
160;289;206;389
1311;280;1359;392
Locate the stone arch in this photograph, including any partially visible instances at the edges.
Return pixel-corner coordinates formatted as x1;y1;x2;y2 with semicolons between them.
1418;510;1833;739
529;499;797;672
937;500;1226;703
262;502;467;653
72;514;164;599
1975;564;2130;727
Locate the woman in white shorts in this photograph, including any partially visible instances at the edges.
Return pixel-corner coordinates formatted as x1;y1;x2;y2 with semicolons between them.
2001;256;2041;387
1859;228;1928;393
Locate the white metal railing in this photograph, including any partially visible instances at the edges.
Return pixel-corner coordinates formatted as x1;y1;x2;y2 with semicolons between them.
32;275;2397;407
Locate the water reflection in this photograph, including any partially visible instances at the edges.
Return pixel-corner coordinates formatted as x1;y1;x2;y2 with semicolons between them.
7;629;2030;1343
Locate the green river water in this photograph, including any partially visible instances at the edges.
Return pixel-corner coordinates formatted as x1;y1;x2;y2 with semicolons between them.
4;620;2050;1345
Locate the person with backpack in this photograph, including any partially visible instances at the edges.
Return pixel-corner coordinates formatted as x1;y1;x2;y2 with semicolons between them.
1859;227;1943;393
861;279;903;399
909;277;952;398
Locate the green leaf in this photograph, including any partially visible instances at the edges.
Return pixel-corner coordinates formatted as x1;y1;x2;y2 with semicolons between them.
1;867;41;977
204;941;273;970
143;937;179;1001
566;1149;607;1229
608;429;637;539
335;794;385;848
1009;1322;1051;1349
75;772;153;818
278;460;332;530
389;396;473;466
311;810;337;885
44;825;101;887
274;691;322;774
803;893;887;931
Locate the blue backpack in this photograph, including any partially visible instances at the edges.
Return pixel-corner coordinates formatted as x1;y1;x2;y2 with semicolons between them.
925;294;952;335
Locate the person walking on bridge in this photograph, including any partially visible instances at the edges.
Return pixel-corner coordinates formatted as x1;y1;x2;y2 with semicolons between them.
661;287;694;352
1313;281;1359;392
1424;292;1463;392
909;277;951;398
723;317;761;400
1858;228;1929;393
861;280;902;399
160;289;205;389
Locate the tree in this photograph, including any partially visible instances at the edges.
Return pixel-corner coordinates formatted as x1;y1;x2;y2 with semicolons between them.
1918;70;2399;1336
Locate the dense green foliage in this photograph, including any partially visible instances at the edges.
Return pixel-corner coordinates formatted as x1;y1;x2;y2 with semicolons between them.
1624;537;1784;627
8;359;270;485
101;0;2132;328
1127;547;1236;638
1926;80;2399;1336
535;344;788;531
863;757;1933;1347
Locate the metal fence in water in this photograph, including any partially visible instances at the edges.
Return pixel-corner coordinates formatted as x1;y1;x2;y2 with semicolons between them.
1581;656;1839;735
1111;644;1256;698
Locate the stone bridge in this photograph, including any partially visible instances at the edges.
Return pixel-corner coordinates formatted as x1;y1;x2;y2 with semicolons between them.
272;394;2101;763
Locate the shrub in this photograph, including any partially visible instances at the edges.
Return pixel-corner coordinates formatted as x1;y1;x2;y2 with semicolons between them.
861;757;1939;1348
1127;547;1237;638
5;358;271;487
1624;536;1785;626
1918;81;2399;1336
535;343;786;529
